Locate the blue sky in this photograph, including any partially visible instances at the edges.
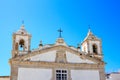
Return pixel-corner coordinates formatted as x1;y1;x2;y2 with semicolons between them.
0;0;120;75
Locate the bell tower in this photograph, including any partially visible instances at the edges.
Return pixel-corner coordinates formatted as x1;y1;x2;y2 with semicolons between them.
12;24;31;57
81;29;103;60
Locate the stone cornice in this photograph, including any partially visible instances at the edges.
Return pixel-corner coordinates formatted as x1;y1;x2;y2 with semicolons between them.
10;60;104;69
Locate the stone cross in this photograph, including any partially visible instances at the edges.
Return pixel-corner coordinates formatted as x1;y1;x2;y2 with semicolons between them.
58;28;63;38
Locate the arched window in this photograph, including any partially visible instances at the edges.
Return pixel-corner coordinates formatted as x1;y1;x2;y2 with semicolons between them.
92;44;98;54
19;39;25;51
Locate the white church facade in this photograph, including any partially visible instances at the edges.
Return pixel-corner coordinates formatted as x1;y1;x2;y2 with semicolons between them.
9;24;106;80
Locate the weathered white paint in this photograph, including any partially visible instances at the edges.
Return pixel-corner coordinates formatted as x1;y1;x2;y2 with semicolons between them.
18;68;52;80
66;52;95;64
71;70;100;80
30;51;56;62
82;42;88;54
28;50;95;64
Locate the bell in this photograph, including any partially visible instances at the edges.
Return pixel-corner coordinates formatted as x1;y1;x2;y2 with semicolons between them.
20;45;23;48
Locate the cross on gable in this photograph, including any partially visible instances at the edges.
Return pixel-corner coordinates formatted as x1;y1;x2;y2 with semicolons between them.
58;28;63;38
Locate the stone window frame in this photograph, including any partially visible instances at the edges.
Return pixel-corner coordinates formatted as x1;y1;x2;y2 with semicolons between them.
56;69;68;80
52;68;72;80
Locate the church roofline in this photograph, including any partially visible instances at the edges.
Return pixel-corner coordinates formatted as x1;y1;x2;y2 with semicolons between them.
11;45;104;64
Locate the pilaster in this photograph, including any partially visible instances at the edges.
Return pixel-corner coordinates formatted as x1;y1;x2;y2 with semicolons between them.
99;68;106;80
10;64;18;80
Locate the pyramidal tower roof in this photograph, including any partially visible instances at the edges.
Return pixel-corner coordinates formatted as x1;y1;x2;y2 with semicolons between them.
15;23;30;35
83;28;100;42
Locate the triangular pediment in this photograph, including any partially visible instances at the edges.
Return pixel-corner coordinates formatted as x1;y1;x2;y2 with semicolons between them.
13;45;104;64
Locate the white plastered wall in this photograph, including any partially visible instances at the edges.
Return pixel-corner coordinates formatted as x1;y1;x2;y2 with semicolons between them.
30;51;56;62
29;50;95;64
18;68;52;80
66;51;95;64
81;42;88;54
71;70;100;80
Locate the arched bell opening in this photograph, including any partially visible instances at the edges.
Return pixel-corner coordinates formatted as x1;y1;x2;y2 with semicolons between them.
92;44;98;55
19;39;25;51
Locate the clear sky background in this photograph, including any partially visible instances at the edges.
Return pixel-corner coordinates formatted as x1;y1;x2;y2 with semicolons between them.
0;0;120;76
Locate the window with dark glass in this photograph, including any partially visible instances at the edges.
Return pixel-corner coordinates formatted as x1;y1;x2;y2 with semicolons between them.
56;70;67;80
